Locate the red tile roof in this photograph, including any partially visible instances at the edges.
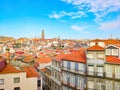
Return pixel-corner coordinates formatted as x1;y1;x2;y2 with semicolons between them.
106;56;120;64
36;57;51;63
23;67;39;78
0;65;22;74
62;51;86;63
53;54;66;62
105;39;120;45
24;55;34;63
87;44;104;51
91;39;105;42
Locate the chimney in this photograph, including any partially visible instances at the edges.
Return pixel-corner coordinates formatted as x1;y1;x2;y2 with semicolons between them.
6;48;10;65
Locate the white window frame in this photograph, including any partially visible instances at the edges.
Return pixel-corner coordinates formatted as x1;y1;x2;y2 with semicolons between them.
0;79;4;85
88;81;94;89
87;53;94;59
112;49;118;56
106;49;111;55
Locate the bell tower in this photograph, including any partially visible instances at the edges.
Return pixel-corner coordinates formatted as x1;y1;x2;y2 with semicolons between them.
41;29;45;40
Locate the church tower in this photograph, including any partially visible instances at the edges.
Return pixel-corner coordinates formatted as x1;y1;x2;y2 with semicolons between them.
41;29;45;40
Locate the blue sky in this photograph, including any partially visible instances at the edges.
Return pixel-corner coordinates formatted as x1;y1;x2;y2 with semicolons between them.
0;0;120;39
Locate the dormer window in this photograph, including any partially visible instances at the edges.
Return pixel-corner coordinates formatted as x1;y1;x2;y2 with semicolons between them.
106;49;111;55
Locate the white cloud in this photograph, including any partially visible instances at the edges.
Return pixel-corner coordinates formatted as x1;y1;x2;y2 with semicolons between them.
61;0;120;22
71;25;83;31
71;25;88;33
49;11;86;19
49;13;61;19
99;19;120;30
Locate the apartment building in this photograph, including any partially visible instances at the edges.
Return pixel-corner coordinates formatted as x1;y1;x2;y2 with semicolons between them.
44;66;52;90
86;43;105;90
50;55;63;90
105;45;120;90
62;51;86;90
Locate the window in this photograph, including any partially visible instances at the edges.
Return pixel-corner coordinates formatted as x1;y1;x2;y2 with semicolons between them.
75;63;78;70
55;71;57;79
88;65;94;75
63;72;67;83
115;66;120;74
87;53;94;58
63;61;67;68
78;77;84;89
52;70;54;77
14;77;20;83
105;81;113;90
75;76;78;86
97;82;104;90
70;74;75;86
115;66;120;78
37;80;41;87
58;73;60;81
67;61;71;69
106;65;112;73
88;81;94;89
0;79;4;85
106;49;111;55
112;49;118;55
14;87;20;90
97;53;104;59
115;82;120;90
79;63;84;72
97;66;103;76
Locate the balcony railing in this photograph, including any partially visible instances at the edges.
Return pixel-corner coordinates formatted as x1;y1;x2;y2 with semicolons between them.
105;73;113;78
62;67;85;75
87;71;104;77
115;73;120;79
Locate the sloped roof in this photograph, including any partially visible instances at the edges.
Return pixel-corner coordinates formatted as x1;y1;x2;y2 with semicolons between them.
62;51;86;63
23;67;39;78
0;65;22;74
106;56;120;64
87;44;104;51
105;39;120;45
36;57;51;63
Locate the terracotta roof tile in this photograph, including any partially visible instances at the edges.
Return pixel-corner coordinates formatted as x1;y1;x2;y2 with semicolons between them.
36;57;51;63
62;51;86;63
91;39;105;42
0;65;22;74
23;67;39;78
87;44;104;51
106;56;120;64
105;39;120;45
24;55;34;63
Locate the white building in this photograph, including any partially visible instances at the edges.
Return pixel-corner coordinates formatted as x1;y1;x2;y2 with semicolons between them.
0;64;39;90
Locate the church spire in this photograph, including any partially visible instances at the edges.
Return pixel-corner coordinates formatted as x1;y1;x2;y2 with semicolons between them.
41;29;45;39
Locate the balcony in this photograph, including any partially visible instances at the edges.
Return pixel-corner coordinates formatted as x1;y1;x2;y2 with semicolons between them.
115;73;120;79
87;71;104;77
62;67;85;75
105;73;113;78
62;81;76;89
